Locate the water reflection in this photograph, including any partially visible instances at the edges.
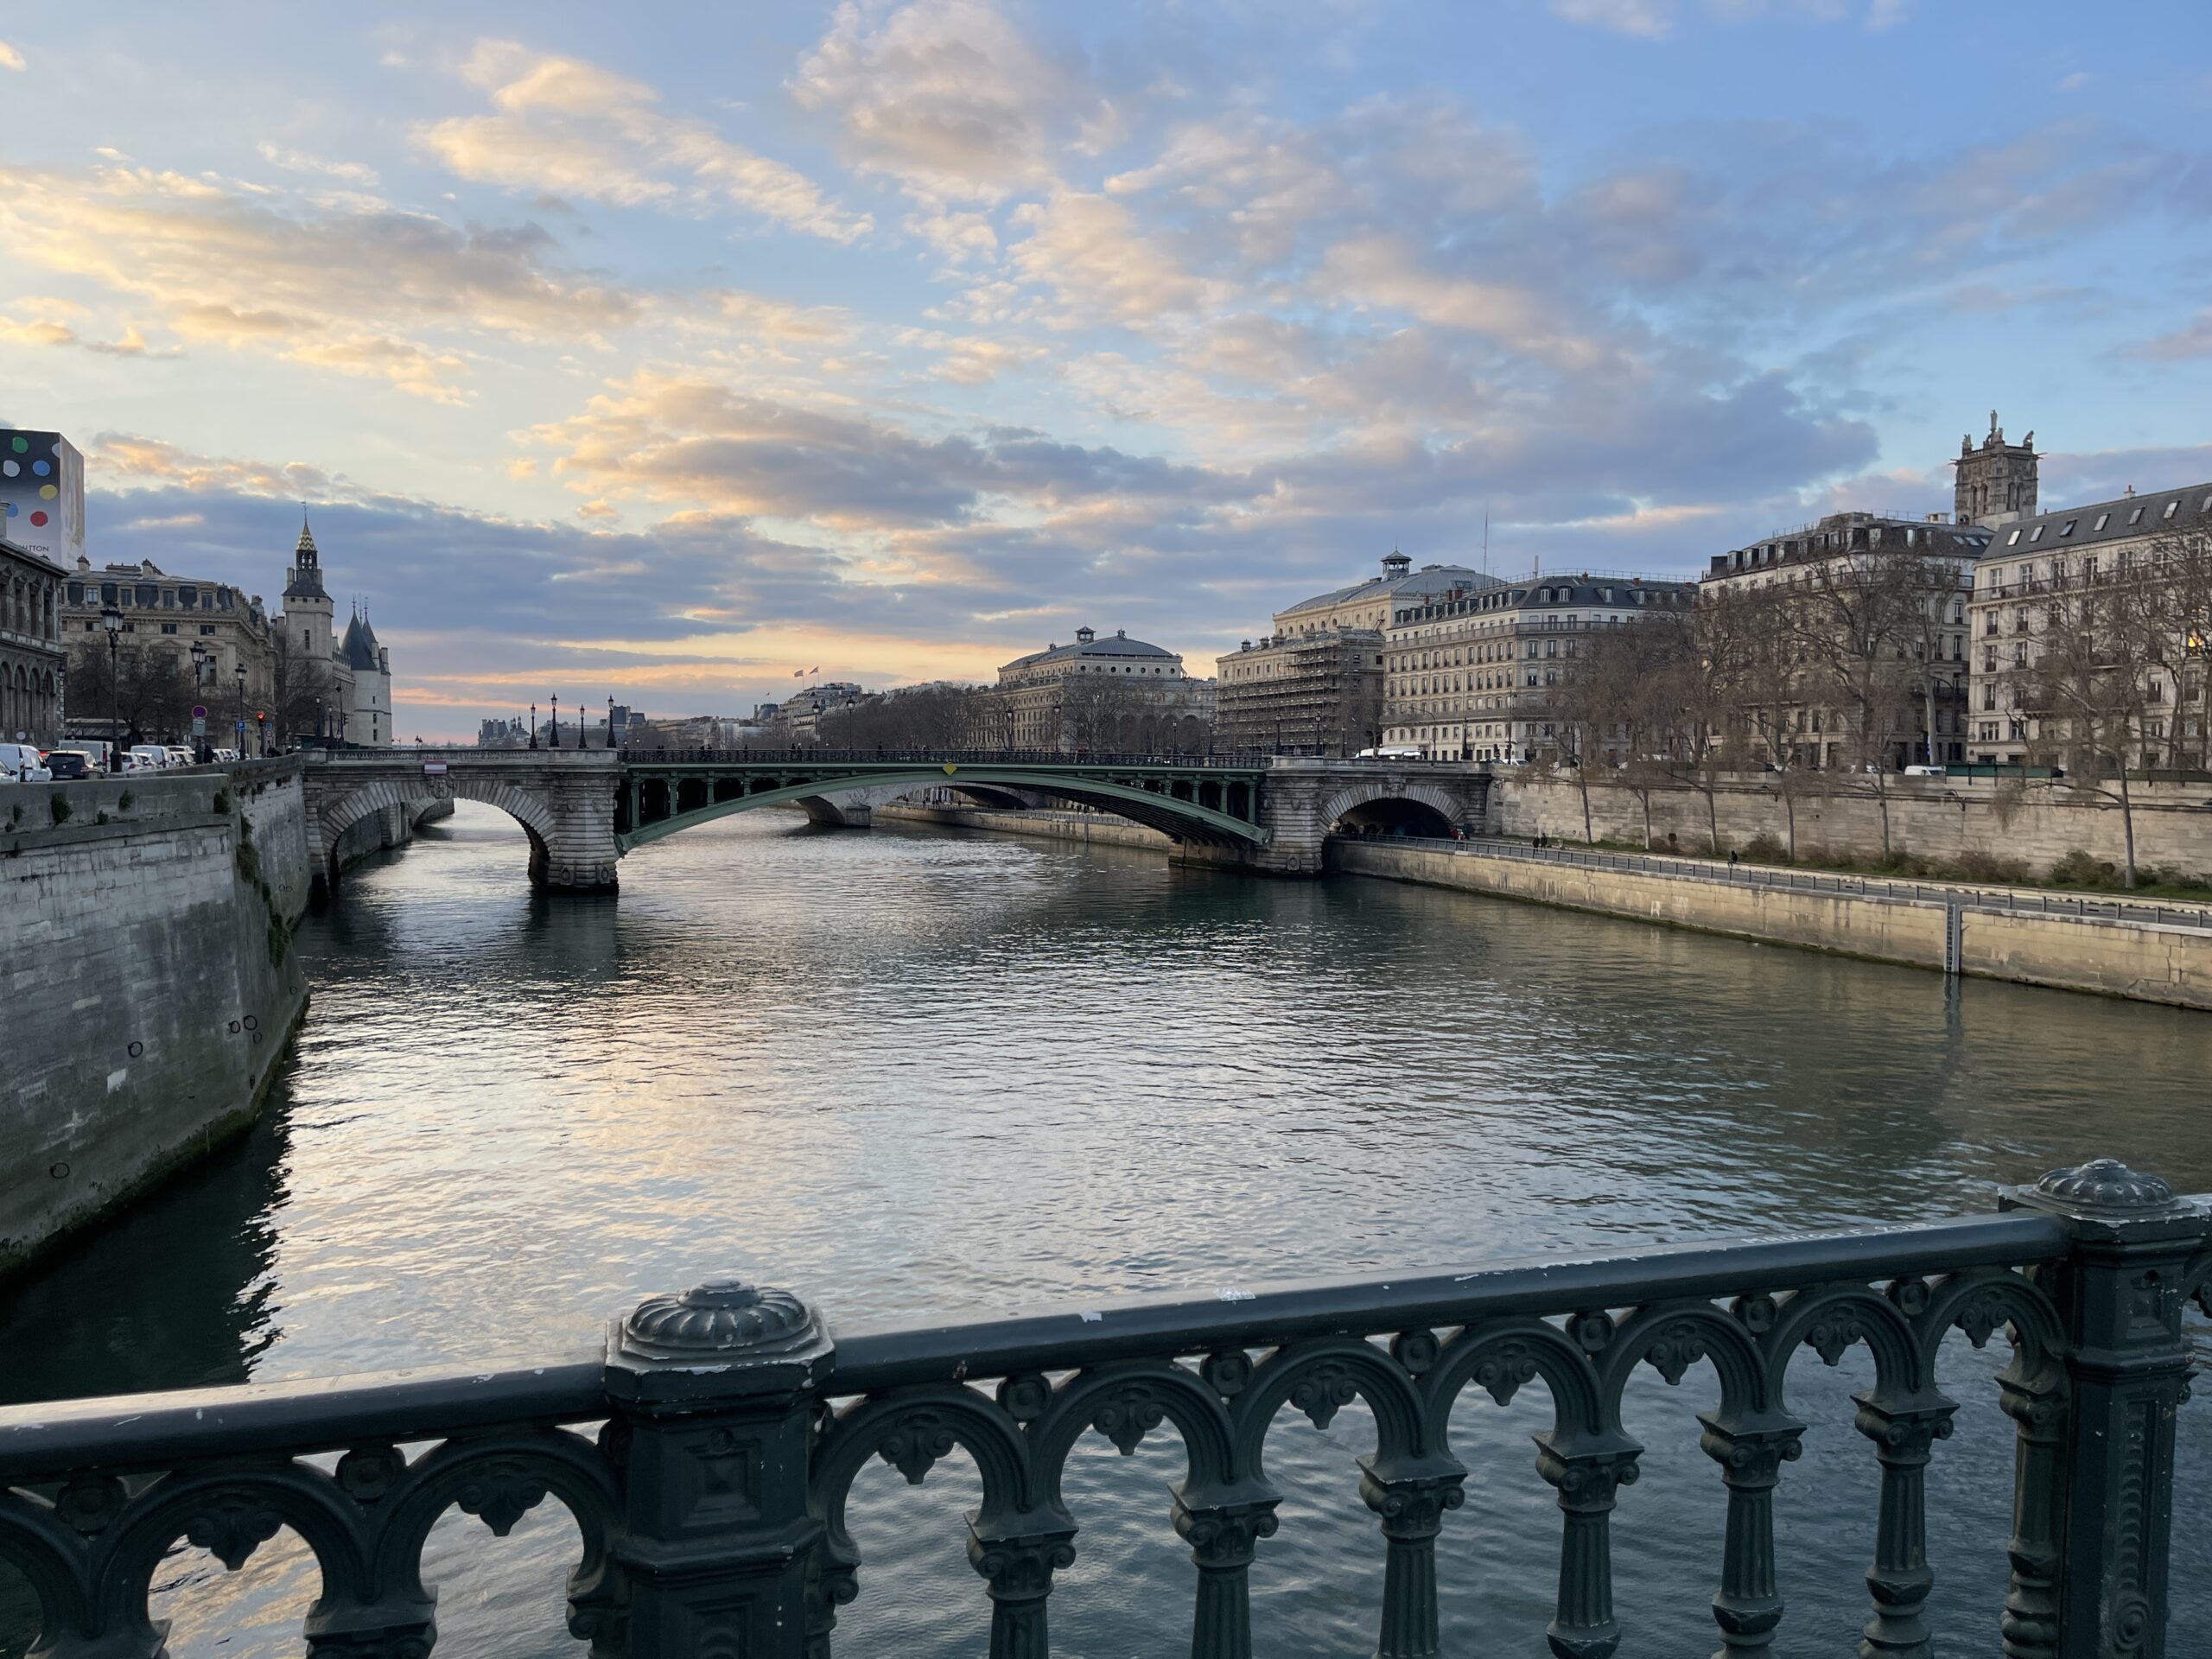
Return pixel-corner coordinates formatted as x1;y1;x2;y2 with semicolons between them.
2;802;2209;1656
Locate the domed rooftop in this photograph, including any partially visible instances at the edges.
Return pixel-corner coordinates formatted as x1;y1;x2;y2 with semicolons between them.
1001;626;1178;671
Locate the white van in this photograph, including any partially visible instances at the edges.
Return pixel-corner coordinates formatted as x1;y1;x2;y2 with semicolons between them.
1356;746;1426;760
0;742;50;783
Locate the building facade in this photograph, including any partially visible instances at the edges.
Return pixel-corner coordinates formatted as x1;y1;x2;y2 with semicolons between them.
61;556;276;750
1271;551;1503;638
1384;575;1694;760
1701;512;1987;768
1965;480;2212;766
60;518;395;751
779;682;867;743
1214;629;1384;754
1;536;67;745
995;626;1205;752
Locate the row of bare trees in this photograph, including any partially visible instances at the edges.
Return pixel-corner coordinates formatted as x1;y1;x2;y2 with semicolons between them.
809;678;1214;754
1995;528;2212;884
65;630;335;749
1549;543;1967;857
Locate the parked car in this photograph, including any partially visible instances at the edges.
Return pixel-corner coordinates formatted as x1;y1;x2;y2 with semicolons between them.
127;745;171;772
45;749;92;780
1904;764;1947;777
0;742;53;783
213;747;240;763
165;747;194;768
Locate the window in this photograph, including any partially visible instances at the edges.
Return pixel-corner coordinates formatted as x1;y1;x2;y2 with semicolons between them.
2005;530;2021;545
2094;513;2110;531
160;622;177;634
2029;525;2044;542
2164;500;2181;520
2129;506;2145;525
199;623;216;635
2059;520;2077;537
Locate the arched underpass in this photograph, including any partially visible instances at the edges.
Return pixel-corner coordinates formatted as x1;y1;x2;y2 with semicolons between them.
1330;795;1459;840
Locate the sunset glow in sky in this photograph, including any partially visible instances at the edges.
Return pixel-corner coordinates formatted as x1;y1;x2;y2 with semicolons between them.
3;2;2209;737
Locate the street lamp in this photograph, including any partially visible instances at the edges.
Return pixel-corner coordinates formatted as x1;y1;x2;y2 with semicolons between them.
607;694;616;750
189;641;209;761
550;693;562;749
234;661;247;758
101;604;123;771
313;696;324;750
529;702;538;750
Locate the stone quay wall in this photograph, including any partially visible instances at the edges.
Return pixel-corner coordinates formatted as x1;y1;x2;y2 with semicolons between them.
1490;773;2212;880
1333;839;2212;1011
0;760;313;1274
874;803;1175;851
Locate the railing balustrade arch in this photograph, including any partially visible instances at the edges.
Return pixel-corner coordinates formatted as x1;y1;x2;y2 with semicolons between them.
0;1159;2203;1659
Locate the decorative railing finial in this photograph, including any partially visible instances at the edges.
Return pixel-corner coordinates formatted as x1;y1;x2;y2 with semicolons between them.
2031;1158;2177;1216
606;1273;833;1401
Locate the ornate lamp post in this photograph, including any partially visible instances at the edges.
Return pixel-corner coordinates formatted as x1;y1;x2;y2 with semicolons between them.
100;603;123;770
550;693;562;750
234;661;247;757
607;694;617;750
188;641;208;761
529;702;538;749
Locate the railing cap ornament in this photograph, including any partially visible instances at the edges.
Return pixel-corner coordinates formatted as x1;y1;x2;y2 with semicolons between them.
2004;1157;2207;1237
605;1274;834;1405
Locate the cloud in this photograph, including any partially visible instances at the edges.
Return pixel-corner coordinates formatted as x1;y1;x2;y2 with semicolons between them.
255;142;380;188
1549;0;1672;38
0;41;22;73
416;40;869;242
0;157;641;398
519;372;1251;534
2122;310;2212;363
0;313;158;356
791;0;1112;202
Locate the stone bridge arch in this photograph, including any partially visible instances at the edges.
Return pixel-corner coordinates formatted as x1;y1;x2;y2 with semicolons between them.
315;777;561;891
1315;780;1470;838
303;751;621;894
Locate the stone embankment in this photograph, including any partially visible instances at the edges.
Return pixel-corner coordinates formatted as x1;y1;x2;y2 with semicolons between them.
1334;838;2212;1011
0;760;316;1274
874;802;1174;850
1491;772;2212;880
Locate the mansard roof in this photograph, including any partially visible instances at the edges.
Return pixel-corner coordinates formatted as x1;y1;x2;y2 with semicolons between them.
1982;482;2212;560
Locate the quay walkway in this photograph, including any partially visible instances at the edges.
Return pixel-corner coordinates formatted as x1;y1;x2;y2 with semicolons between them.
1390;833;2212;932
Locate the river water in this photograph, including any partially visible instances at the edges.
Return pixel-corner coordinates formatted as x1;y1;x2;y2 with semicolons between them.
4;804;2210;1656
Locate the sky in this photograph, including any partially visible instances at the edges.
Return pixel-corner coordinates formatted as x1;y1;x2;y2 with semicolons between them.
3;1;2210;741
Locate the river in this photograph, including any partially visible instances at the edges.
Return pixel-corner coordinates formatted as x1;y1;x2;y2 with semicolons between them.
4;803;2209;1656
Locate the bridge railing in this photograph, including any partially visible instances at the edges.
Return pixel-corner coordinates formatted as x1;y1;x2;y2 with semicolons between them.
1357;831;2212;933
619;747;1279;767
0;1158;2202;1658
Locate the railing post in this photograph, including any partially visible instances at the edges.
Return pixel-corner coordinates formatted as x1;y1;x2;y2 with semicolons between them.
1357;1454;1465;1657
2005;1160;2209;1659
603;1274;835;1659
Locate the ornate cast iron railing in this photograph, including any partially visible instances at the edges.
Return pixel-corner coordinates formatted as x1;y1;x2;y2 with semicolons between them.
0;1158;2205;1658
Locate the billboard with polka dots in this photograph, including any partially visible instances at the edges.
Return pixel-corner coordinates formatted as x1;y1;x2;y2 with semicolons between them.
0;430;85;566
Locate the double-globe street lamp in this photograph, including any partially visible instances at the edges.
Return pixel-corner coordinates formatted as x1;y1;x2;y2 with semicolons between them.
549;694;562;749
188;641;211;762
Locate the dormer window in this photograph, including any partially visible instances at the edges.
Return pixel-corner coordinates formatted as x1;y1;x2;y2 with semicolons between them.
2129;506;2145;525
2094;513;2110;531
2029;525;2044;542
2059;520;2077;537
2006;530;2021;545
2164;500;2181;520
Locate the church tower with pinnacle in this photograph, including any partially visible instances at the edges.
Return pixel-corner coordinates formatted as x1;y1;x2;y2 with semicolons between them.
1952;411;2038;527
283;514;336;664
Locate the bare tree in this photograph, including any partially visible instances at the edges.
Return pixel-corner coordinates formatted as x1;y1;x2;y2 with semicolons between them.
2018;562;2176;887
67;642;195;745
818;684;995;749
269;630;334;745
